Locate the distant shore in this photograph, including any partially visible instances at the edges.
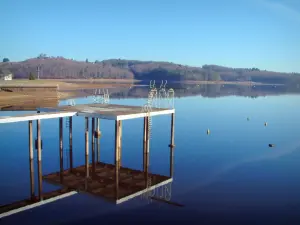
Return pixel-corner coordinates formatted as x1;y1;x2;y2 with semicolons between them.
0;79;285;109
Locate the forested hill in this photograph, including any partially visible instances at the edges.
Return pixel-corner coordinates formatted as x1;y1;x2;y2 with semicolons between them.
1;56;299;85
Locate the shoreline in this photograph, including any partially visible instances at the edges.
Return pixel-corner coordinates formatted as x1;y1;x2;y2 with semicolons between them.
0;79;287;108
0;79;135;108
178;80;284;86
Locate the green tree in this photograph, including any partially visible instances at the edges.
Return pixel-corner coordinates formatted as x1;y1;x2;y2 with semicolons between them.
38;53;47;59
2;58;9;62
29;72;36;80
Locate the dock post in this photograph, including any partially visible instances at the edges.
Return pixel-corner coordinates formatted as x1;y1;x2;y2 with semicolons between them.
91;118;95;174
28;120;35;200
115;164;120;201
69;117;73;172
169;113;175;177
169;113;175;148
37;119;43;201
119;121;122;166
35;111;41;150
96;118;100;162
114;120;122;166
36;112;39;142
85;117;89;178
143;117;149;172
143;116;150;189
59;118;64;182
114;120;122;200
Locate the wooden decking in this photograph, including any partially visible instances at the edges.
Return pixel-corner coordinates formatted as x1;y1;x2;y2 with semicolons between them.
0;103;174;123
43;162;172;204
0;111;77;124
38;103;175;120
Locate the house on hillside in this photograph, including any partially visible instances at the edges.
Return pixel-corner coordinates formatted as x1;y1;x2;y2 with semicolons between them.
0;69;13;80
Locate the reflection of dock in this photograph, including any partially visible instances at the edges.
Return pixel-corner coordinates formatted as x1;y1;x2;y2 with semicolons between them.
0;189;77;218
0;103;175;218
43;162;172;204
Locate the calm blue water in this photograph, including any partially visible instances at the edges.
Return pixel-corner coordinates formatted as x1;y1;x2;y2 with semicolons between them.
1;91;300;224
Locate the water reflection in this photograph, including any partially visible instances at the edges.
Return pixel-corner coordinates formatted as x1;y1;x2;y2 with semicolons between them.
45;119;174;205
78;83;300;100
1;87;300;224
1;83;300;111
43;159;173;204
0;127;175;218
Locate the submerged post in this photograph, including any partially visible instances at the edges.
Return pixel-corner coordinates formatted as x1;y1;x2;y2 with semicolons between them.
143;116;150;189
169;146;174;177
85;117;89;178
91;118;95;174
69;116;73;172
115;162;120;201
119;121;122;166
169;113;175;177
37;119;43;200
169;113;175;148
96;118;100;162
114;120;122;200
143;117;149;172
59;118;64;181
28;120;34;200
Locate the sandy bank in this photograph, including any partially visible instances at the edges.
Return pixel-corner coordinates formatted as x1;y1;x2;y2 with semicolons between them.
0;79;135;108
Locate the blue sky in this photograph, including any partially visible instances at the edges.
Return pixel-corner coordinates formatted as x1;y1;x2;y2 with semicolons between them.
1;0;299;72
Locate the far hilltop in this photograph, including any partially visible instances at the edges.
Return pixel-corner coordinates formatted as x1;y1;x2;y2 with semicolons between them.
1;54;300;85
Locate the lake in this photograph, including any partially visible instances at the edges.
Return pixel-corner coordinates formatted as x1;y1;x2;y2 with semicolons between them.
1;84;300;225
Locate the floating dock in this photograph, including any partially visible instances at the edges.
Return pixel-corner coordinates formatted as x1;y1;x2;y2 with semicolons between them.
37;103;174;120
0;103;175;218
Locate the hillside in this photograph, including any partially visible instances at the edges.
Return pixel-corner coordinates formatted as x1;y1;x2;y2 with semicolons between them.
1;56;300;85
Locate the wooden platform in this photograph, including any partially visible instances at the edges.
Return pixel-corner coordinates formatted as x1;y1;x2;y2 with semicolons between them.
38;103;175;120
43;162;172;204
0;111;77;124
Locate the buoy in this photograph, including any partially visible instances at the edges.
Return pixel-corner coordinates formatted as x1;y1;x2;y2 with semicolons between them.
207;129;210;135
264;122;267;126
268;144;275;147
247;117;250;121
